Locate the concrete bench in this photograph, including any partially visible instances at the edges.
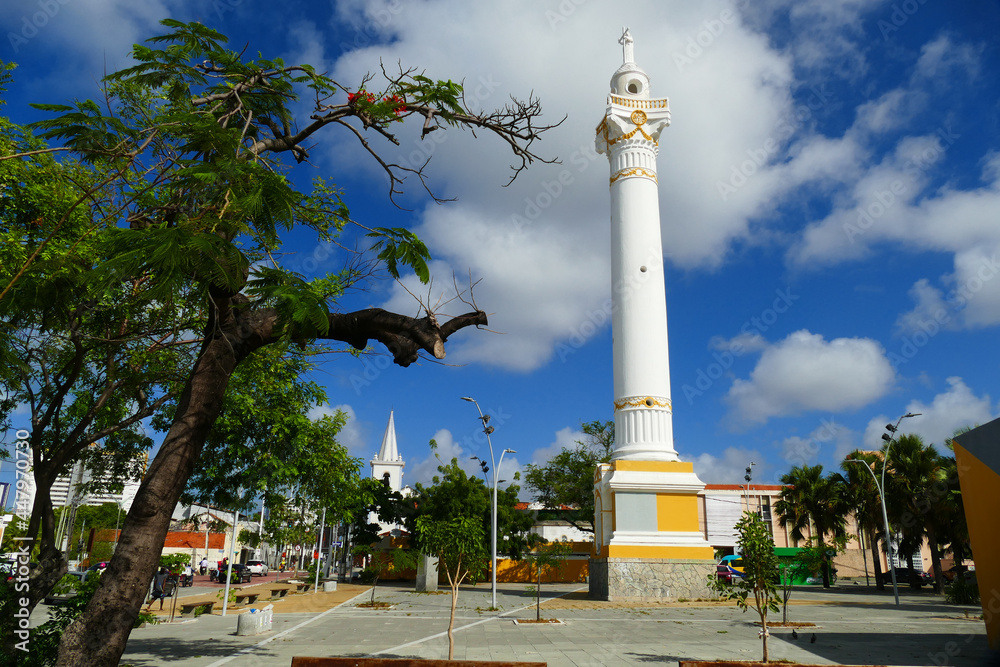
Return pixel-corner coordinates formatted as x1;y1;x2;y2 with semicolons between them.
179;601;215;618
290;660;546;667
294;583;312;594
233;592;260;607
270;588;289;599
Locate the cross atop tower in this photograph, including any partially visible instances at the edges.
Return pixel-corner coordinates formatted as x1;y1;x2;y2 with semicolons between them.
619;27;634;64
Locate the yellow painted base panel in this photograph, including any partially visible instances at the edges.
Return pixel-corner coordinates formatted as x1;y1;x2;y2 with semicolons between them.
656;494;700;532
605;545;714;559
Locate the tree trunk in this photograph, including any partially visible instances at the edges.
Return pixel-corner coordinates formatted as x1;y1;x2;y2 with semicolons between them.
55;331;247;667
448;582;458;660
760;613;769;663
869;529;884;590
53;302;486;666
536;565;541;621
927;526;945;594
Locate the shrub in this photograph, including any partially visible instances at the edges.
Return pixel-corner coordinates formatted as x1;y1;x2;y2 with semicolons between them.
945;577;980;605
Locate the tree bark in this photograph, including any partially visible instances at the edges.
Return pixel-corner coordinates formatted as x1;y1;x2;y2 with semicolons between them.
54;302;486;667
927;526;944;594
55;330;248;667
869;529;884;591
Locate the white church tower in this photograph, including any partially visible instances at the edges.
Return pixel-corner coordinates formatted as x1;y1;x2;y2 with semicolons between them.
371;411;404;493
591;29;715;602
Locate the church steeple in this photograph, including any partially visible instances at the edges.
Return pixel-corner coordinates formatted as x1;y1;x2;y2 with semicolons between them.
371;411;404;493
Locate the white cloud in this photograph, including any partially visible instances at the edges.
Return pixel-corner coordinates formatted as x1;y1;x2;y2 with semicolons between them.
726;330;896;425
687;446;770;485
864;377;995;449
405;427;523;494
778;420;858;470
308;403;368;457
316;0;856;371
530;426;586;466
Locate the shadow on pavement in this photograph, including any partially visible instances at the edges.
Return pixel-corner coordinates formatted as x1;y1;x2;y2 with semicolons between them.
121;637;281;666
625;653;686;663
771;631;999;666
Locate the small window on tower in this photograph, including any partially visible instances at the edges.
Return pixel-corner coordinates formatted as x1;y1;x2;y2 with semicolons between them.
628;81;640;94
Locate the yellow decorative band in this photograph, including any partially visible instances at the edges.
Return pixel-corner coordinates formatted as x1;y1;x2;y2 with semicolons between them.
608;124;653;145
608;95;669;109
614;396;672;411
610;167;656;184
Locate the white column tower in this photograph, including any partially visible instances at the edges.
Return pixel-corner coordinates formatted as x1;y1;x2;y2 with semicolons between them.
596;28;677;462
590;29;714;602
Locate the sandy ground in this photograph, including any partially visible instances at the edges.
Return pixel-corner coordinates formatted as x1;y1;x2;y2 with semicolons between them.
145;582;371;618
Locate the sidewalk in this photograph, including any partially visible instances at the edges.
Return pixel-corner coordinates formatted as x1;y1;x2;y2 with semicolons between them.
116;582;998;667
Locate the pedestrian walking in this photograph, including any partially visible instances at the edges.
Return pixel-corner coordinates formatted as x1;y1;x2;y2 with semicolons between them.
145;567;170;611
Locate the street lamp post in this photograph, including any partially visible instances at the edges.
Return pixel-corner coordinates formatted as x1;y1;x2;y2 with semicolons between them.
461;396;516;610
846;411;920;607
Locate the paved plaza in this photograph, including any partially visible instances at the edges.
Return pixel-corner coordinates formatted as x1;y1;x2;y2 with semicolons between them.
112;581;998;667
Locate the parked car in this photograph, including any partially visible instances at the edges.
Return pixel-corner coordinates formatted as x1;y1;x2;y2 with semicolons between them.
43;571;89;605
718;555;745;579
246;560;269;577
942;565;976;582
716;564;734;584
86;561;109;576
887;567;933;587
218;563;253;584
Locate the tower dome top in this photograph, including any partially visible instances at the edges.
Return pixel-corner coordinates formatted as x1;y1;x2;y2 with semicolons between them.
610;28;651;99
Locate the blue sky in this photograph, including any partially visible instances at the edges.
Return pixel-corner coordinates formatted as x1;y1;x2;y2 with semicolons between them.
2;0;1000;501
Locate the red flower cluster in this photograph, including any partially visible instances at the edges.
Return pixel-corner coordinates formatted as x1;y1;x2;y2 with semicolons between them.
347;90;376;104
384;93;407;115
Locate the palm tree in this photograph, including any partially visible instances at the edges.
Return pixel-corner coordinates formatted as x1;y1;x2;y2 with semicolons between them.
841;450;886;590
884;434;947;592
775;465;849;588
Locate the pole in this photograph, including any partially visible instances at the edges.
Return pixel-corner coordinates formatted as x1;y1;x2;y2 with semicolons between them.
463;396;499;609
846;459;898;606
221;507;239;616
314;507;326;593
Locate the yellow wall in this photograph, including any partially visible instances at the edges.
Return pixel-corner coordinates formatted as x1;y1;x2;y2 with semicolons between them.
496;557;589;583
955;443;1000;650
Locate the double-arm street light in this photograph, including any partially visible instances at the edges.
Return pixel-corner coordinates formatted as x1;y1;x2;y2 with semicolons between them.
461;396;516;610
845;411;920;607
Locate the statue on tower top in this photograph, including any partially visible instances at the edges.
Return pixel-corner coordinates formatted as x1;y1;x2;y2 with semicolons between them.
619;27;634;64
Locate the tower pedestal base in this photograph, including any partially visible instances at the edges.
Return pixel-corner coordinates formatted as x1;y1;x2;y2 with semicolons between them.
592;459;715;601
589;557;715;601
